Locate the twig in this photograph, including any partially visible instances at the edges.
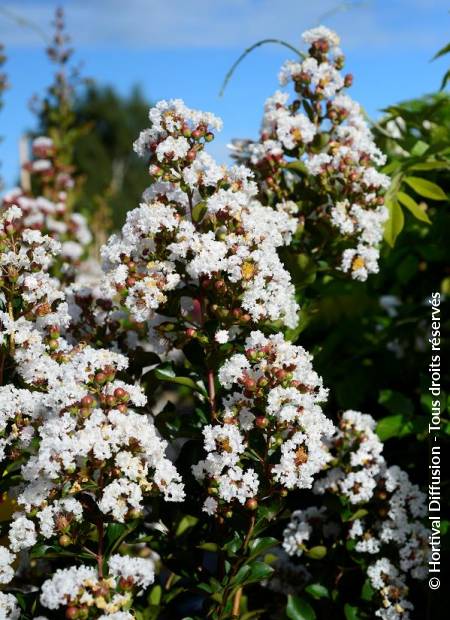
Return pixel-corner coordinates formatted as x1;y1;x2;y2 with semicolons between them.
219;39;304;97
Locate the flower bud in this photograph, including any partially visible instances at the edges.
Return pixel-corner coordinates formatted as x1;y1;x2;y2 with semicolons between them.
114;387;128;401
245;498;258;511
81;395;94;408
59;534;72;547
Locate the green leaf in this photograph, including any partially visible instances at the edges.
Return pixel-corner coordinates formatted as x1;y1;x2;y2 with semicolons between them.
410;140;429;156
410;160;450;171
148;584;162;605
223;531;242;555
175;515;198;537
397;191;431;223
383;199;404;247
192;201;207;223
376;414;414;441
378;389;414;415
248;537;278;557
286;595;316;620
440;68;450;91
404;176;447;201
105;523;129;554
344;604;361;620
233;564;251;585
247;560;274;583
197;542;219;552
154;364;207;395
432;41;450;60
347;508;369;522
361;579;375;601
286;161;308;175
304;583;330;600
305;545;327;560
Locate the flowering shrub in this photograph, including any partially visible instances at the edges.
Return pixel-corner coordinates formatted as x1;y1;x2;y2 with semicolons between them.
0;18;435;620
230;26;390;283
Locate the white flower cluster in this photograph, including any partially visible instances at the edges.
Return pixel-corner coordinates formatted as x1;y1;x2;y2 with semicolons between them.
0;200;184;601
282;506;338;557
39;555;154;615
102;99;299;330
193;331;332;514
231;26;390;281
0;547;15;585
0;591;20;619
314;409;384;503
0;385;41;462
367;558;413;620
2;134;92;277
2;187;91;263
6;346;185;551
283;410;428;618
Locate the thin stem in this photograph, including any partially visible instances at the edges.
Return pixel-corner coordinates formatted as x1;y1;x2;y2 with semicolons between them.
219;39;304;97
243;515;255;550
165;571;176;590
218;514;256;619
231;587;242;618
207;368;216;418
97;520;104;579
7;300;15;355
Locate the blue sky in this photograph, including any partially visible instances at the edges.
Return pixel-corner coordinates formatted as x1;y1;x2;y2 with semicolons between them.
0;0;448;188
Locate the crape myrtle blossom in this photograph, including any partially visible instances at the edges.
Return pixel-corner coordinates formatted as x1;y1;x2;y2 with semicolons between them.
0;547;15;585
0;199;184;608
8;344;185;548
2;133;92;280
0;27;423;619
0;591;20;619
230;26;390;281
282;506;339;557
101;99;300;342
193;331;333;515
281;410;428;619
367;559;414;620
38;556;155;616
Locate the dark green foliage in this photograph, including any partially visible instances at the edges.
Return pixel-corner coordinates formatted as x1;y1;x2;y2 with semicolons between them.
72;85;151;230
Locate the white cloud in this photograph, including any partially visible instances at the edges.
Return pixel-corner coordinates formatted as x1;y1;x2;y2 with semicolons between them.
0;0;447;52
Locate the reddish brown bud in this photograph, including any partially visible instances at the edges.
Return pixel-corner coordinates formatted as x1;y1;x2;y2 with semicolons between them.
187;149;197;162
114;387;128;401
81;395;94;408
245;498;258;511
106;395;116;408
94;372;107;384
255;416;269;429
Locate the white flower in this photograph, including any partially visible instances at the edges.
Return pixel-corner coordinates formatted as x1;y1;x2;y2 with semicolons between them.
40;565;98;609
9;515;37;552
108;554;155;590
215;329;229;344
0;547;15;584
202;497;218;515
302;26;340;48
0;592;20;619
